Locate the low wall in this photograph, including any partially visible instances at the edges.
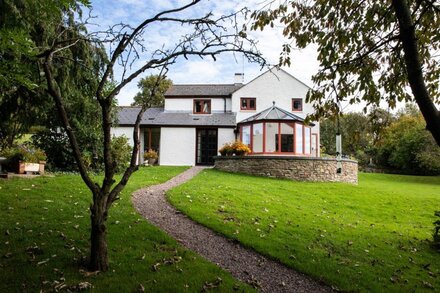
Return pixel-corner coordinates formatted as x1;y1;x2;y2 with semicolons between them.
214;156;358;184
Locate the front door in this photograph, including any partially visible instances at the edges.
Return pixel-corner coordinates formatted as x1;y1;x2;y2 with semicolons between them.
196;129;218;165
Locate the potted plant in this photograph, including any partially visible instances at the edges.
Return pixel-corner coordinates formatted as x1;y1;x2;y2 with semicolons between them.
219;143;233;156
143;149;158;166
231;141;251;156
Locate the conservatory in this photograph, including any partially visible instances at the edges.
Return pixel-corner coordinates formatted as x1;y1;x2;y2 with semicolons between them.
237;103;316;156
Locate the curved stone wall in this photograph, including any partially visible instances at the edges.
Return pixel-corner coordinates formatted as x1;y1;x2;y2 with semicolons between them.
214;156;358;184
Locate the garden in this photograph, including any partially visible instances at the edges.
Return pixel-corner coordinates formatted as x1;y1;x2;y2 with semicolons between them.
0;167;253;292
168;169;440;292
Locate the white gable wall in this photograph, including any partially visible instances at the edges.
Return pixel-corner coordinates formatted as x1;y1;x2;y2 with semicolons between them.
232;69;313;122
232;68;320;156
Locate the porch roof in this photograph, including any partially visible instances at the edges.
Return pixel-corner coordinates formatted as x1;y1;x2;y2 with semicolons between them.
238;102;313;125
116;107;236;127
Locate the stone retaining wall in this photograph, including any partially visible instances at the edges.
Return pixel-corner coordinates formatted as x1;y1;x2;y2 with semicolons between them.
214;156;358;184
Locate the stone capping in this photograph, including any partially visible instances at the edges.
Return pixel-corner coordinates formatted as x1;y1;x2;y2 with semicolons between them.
214;155;357;163
214;155;358;184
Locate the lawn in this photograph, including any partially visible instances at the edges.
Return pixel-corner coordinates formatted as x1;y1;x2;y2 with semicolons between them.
168;170;440;292
0;167;254;292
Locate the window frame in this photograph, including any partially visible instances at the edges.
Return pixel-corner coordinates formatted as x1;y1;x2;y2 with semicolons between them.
240;97;257;110
193;99;211;114
292;98;303;112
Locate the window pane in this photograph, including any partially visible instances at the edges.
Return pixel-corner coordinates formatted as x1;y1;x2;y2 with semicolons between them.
249;99;255;110
252;123;263;152
242;125;251;146
195;101;202;113
304;127;311;154
265;123;278;152
280;123;294;152
295;123;303;153
241;99;247;109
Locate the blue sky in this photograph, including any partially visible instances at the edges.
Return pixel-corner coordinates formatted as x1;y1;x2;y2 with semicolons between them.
87;0;320;106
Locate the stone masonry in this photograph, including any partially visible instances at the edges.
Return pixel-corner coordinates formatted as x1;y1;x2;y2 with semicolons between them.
214;156;358;184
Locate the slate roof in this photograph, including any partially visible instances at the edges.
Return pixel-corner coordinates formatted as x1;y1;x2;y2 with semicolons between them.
238;103;314;126
165;84;243;96
116;107;236;127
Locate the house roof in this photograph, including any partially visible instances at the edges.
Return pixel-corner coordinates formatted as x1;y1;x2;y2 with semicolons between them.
165;84;243;97
238;102;314;126
116;107;236;127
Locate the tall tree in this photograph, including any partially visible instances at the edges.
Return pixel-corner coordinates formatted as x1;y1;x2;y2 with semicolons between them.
252;0;440;145
0;0;107;154
37;1;264;271
131;75;172;108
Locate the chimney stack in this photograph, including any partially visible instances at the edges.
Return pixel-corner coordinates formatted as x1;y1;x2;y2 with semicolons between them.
234;73;244;85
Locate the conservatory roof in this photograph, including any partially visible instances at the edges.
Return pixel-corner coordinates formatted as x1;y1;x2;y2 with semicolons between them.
238;102;314;126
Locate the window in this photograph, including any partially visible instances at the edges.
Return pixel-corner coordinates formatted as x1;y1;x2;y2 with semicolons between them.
295;123;303;153
241;125;251;146
292;98;303;111
193;99;211;114
240;98;256;110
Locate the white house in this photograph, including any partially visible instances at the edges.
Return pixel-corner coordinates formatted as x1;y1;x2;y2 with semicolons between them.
112;67;320;166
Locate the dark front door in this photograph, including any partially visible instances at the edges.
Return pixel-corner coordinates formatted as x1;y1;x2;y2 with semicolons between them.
196;128;218;165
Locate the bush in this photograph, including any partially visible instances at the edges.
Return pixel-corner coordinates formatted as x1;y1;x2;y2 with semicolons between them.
111;135;132;173
31;129;74;171
0;144;46;163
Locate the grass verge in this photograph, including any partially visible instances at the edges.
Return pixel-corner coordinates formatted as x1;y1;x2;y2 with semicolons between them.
168;170;440;292
0;166;254;292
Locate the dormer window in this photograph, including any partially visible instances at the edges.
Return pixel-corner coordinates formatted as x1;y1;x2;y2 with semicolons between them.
193;99;211;114
292;98;303;112
241;98;256;110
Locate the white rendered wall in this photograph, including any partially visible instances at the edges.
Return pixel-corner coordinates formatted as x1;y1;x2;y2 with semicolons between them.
232;68;313;122
218;128;235;154
165;97;230;113
160;127;196;166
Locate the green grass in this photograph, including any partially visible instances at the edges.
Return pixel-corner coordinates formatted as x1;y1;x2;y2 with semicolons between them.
0;167;254;292
168;170;440;292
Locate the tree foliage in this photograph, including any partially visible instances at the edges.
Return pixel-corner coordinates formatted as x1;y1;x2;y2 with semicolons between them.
131;75;172;108
320;105;440;174
0;0;106;154
252;0;440;145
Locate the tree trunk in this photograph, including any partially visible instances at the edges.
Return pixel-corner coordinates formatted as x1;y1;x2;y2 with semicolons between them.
89;196;109;271
392;0;440;146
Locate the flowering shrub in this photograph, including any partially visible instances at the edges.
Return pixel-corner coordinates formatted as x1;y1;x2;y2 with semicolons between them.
219;143;233;156
231;141;251;155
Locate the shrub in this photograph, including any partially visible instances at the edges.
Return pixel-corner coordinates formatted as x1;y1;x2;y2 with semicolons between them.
143;149;158;160
1;145;46;163
231;141;251;156
111;135;132;173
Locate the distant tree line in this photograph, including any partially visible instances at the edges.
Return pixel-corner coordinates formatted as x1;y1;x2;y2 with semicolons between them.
320;104;440;175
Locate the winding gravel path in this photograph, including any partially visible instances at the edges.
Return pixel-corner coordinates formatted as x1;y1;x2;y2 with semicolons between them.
132;166;332;293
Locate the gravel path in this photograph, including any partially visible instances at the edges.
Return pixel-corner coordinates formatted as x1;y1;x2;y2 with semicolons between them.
132;166;332;293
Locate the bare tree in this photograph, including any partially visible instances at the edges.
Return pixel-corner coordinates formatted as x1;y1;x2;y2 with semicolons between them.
39;0;264;271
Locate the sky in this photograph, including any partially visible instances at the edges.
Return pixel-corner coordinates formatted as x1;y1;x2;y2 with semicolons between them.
87;0;321;106
85;0;415;115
